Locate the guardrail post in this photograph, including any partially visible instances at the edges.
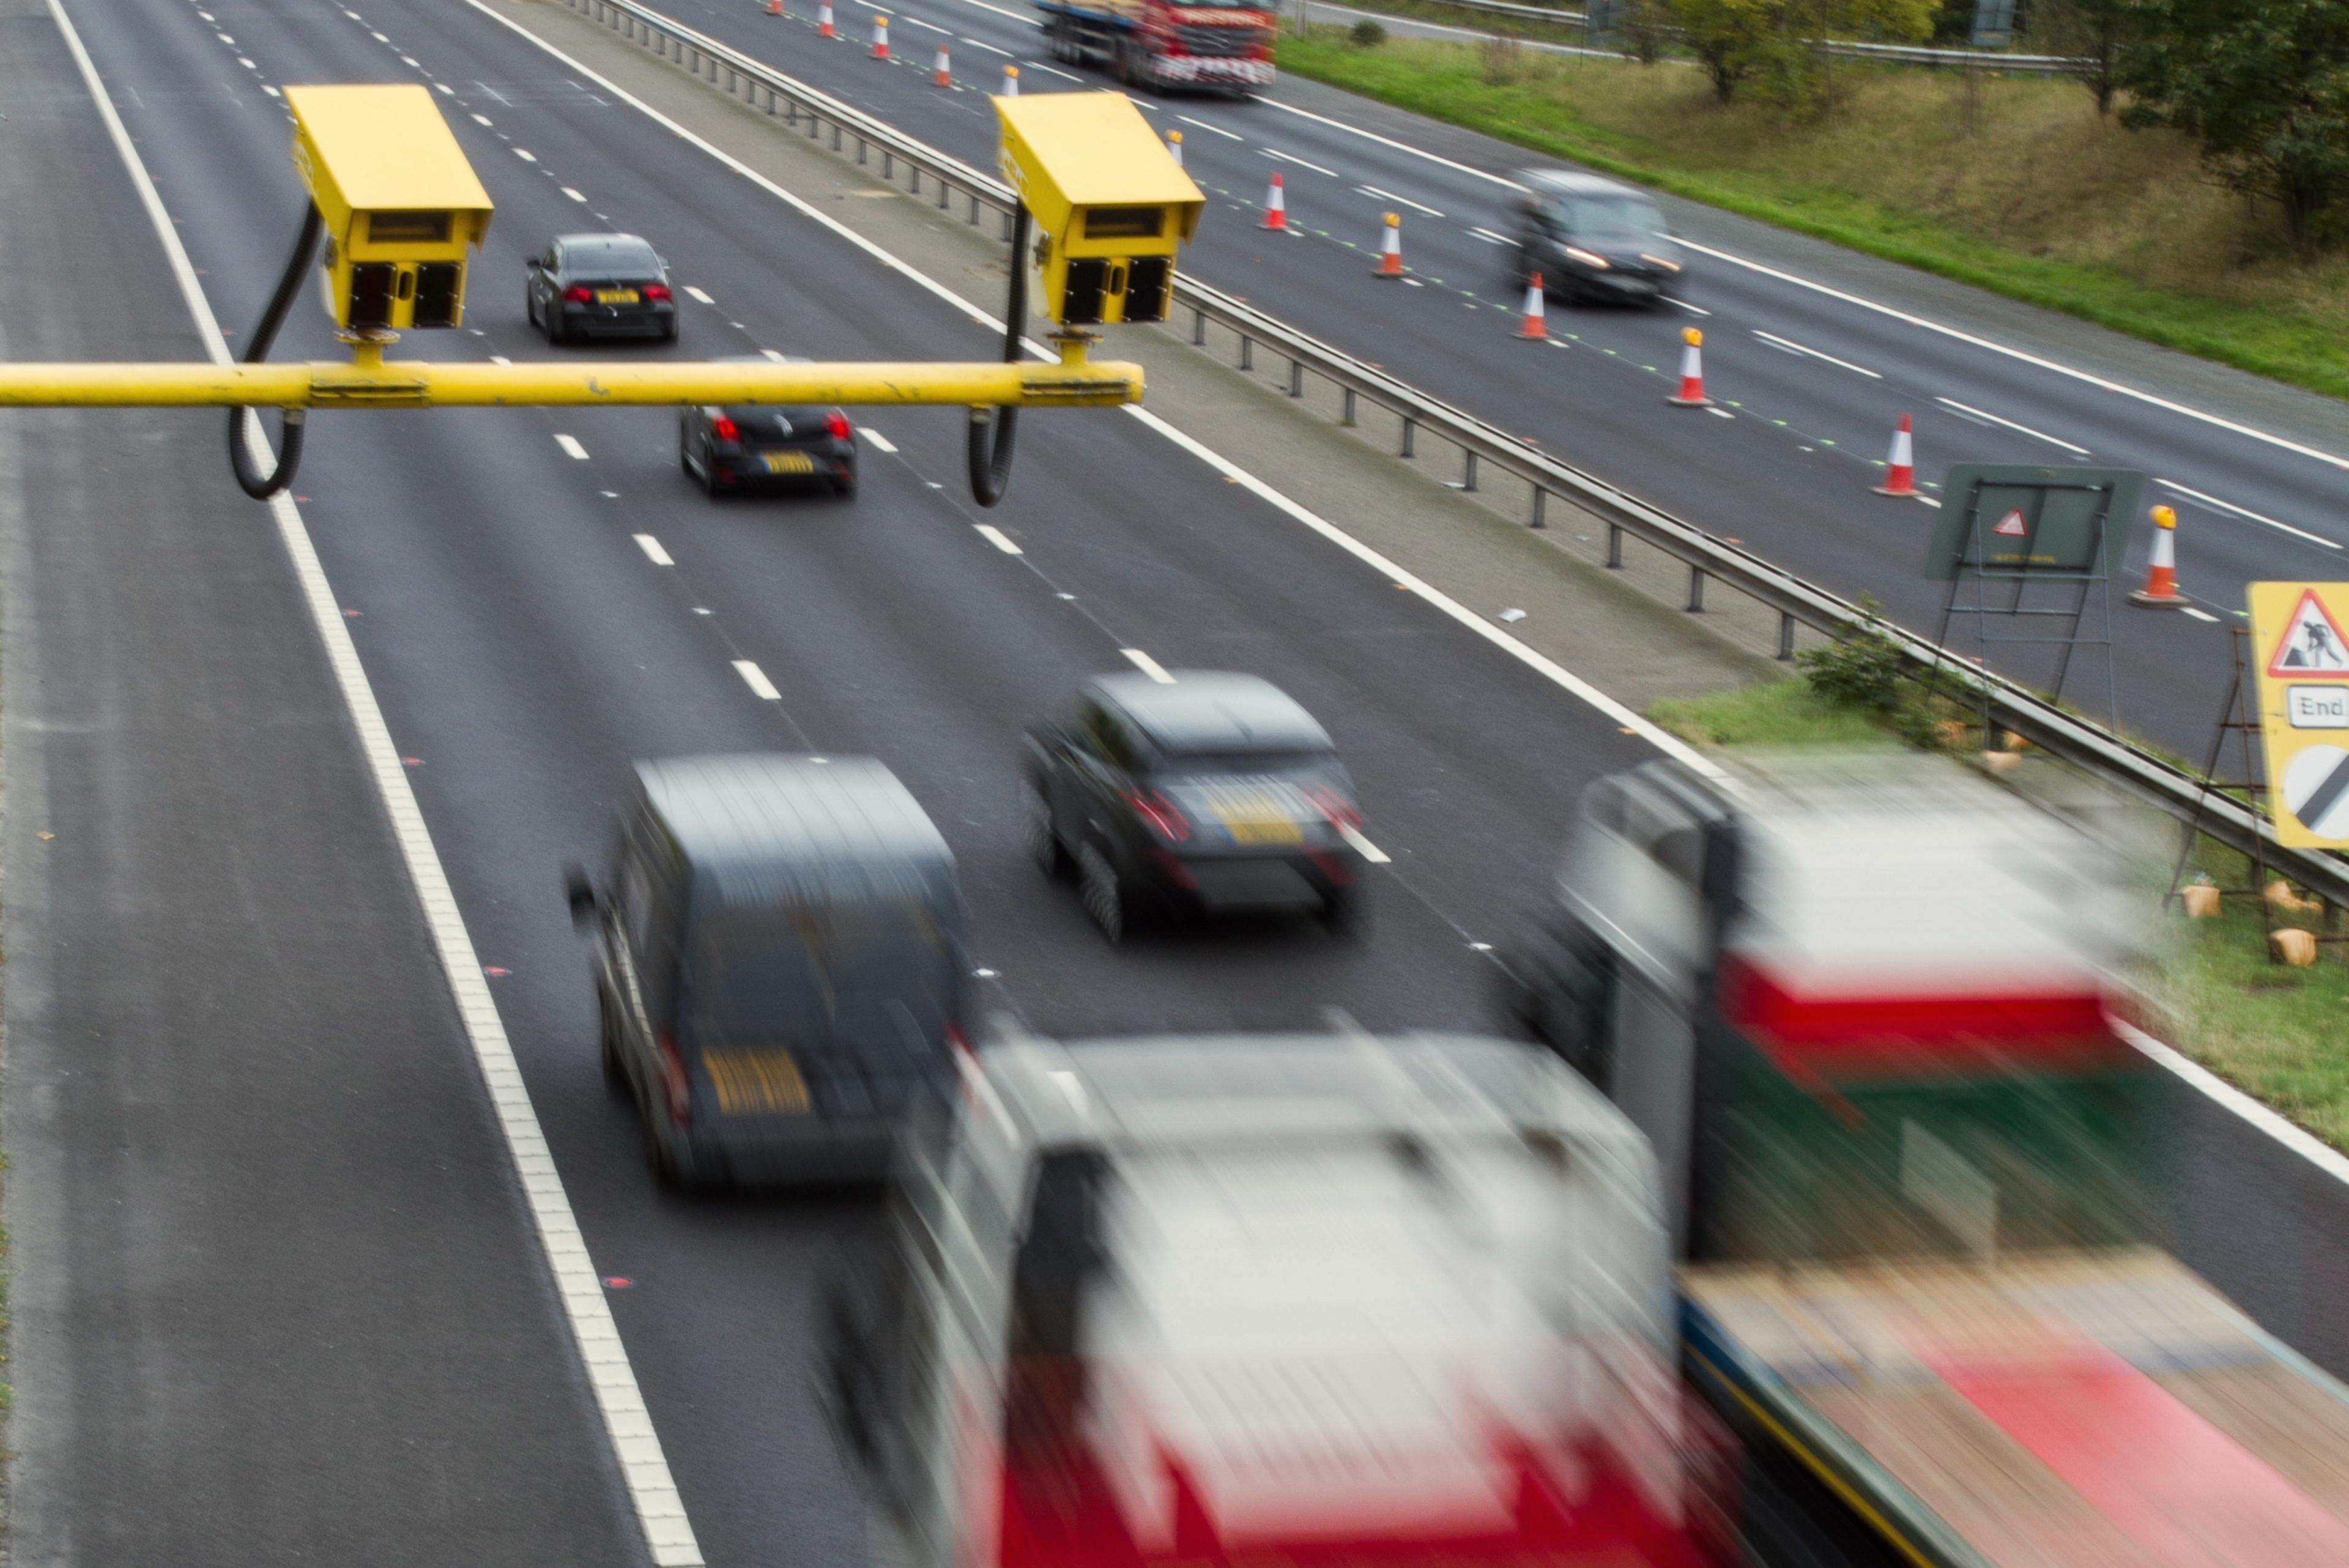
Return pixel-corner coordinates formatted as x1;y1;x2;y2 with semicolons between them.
1288;360;1304;398
969;193;981;223
1530;487;1546;529
1001;209;1015;240
1687;565;1706;612
1778;612;1796;660
1237;336;1252;371
1400;417;1416;459
1192;309;1207;346
1457;451;1479;492
938;180;951;210
1340;387;1356;426
1606;524;1624;568
858;137;868;165
884;150;896;179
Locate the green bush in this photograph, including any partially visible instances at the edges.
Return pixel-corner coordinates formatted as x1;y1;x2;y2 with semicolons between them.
1349;18;1387;46
1798;596;1906;712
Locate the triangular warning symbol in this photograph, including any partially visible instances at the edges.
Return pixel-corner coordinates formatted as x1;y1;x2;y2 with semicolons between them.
2268;589;2349;677
1992;508;2028;537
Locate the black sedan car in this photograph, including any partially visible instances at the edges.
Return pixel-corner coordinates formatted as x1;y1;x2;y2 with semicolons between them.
678;356;859;498
525;232;678;343
1507;170;1685;306
1023;671;1367;941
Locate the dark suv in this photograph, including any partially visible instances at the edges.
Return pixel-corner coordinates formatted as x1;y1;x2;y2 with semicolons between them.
1023;672;1367;940
1507;171;1683;306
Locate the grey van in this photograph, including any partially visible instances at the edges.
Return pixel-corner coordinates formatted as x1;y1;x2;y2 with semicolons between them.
567;755;970;1188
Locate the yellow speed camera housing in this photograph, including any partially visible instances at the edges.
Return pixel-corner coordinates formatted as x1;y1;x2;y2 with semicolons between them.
286;84;493;332
993;92;1201;327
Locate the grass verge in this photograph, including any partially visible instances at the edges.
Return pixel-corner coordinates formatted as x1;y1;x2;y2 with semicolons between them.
1280;28;2349;403
1647;677;2349;1152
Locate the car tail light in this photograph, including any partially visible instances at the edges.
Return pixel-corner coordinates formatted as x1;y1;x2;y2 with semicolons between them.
1123;790;1190;842
711;415;741;443
561;284;592;303
642;283;673;301
1305;785;1362;831
656;1033;691;1125
826;409;853;440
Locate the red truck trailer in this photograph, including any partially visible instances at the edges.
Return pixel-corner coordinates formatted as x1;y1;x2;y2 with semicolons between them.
1034;0;1277;92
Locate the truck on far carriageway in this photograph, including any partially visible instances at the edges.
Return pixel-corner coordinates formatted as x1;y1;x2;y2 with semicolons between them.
1033;0;1277;93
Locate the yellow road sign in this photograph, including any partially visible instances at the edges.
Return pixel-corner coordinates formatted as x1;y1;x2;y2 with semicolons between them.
2250;582;2349;846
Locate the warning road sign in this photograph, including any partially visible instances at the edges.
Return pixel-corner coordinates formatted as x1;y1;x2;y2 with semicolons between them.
1992;508;2028;537
2266;587;2349;676
2251;582;2349;846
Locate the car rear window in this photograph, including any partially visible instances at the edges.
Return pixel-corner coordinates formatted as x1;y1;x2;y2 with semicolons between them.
683;899;954;1052
719;406;830;437
566;239;661;274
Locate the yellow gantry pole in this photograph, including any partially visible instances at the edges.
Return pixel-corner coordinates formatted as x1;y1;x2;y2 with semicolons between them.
0;351;1141;410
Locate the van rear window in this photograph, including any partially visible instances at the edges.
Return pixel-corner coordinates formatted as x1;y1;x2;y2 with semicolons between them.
685;902;953;1051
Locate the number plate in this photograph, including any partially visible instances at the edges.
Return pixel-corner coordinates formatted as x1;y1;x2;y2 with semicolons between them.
594;288;640;305
1225;819;1303;845
703;1049;809;1115
760;451;817;475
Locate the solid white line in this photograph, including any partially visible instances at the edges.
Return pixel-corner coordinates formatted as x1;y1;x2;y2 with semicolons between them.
43;2;704;1563
2181;606;2220;623
1250;94;1525;191
1176;113;1242;142
2157;477;2339;550
554;433;589;459
959;34;1012;53
683;284;715;305
514;146;536;161
633;533;674;565
733;660;783;700
1753;330;1880;379
2112;1020;2349;1191
1661;296;1710;316
902;14;949;31
958;0;1029;17
1674;235;2349;475
974;524;1023;555
1263;147;1339;178
1021;59;1080;80
1466;227;1512;246
1934;395;2088;455
1357;185;1443;218
562;186;587;202
459;0;1721;792
1121;648;1176;683
1339;824;1390;864
858;426;897;453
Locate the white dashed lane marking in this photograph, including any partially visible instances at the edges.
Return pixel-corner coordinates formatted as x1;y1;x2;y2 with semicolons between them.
1121;648;1176;683
554;434;588;459
733;660;783;700
633;534;674;565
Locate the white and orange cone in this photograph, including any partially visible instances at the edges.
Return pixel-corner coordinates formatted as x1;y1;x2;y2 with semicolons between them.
1166;129;1183;167
933;42;951;85
1001;63;1018;95
1516;272;1547;340
818;0;833;35
1667;326;1712;406
1261;171;1288;231
1372;212;1403;278
870;13;889;58
2131;505;2188;606
1874;413;1917;496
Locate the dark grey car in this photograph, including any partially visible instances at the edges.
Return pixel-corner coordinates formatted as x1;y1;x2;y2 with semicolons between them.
1508;171;1685;306
1023;671;1367;941
566;754;970;1189
525;232;678;344
678;355;860;499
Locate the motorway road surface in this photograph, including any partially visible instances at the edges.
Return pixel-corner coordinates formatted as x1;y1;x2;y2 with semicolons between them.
644;0;2349;757
4;0;2347;1563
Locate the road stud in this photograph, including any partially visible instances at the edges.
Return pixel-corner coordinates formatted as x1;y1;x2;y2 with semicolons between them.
1668;326;1712;407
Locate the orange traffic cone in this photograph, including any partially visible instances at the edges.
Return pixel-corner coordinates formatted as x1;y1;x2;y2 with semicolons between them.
2131;504;2188;606
1667;327;1712;407
1874;413;1917;496
1373;212;1403;278
817;0;833;35
1167;129;1183;167
1516;273;1547;340
1261;172;1288;232
1001;63;1018;95
870;13;888;58
933;42;951;85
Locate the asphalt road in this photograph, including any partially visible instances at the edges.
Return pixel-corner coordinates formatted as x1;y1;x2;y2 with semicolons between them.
12;0;2349;1563
640;0;2349;757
